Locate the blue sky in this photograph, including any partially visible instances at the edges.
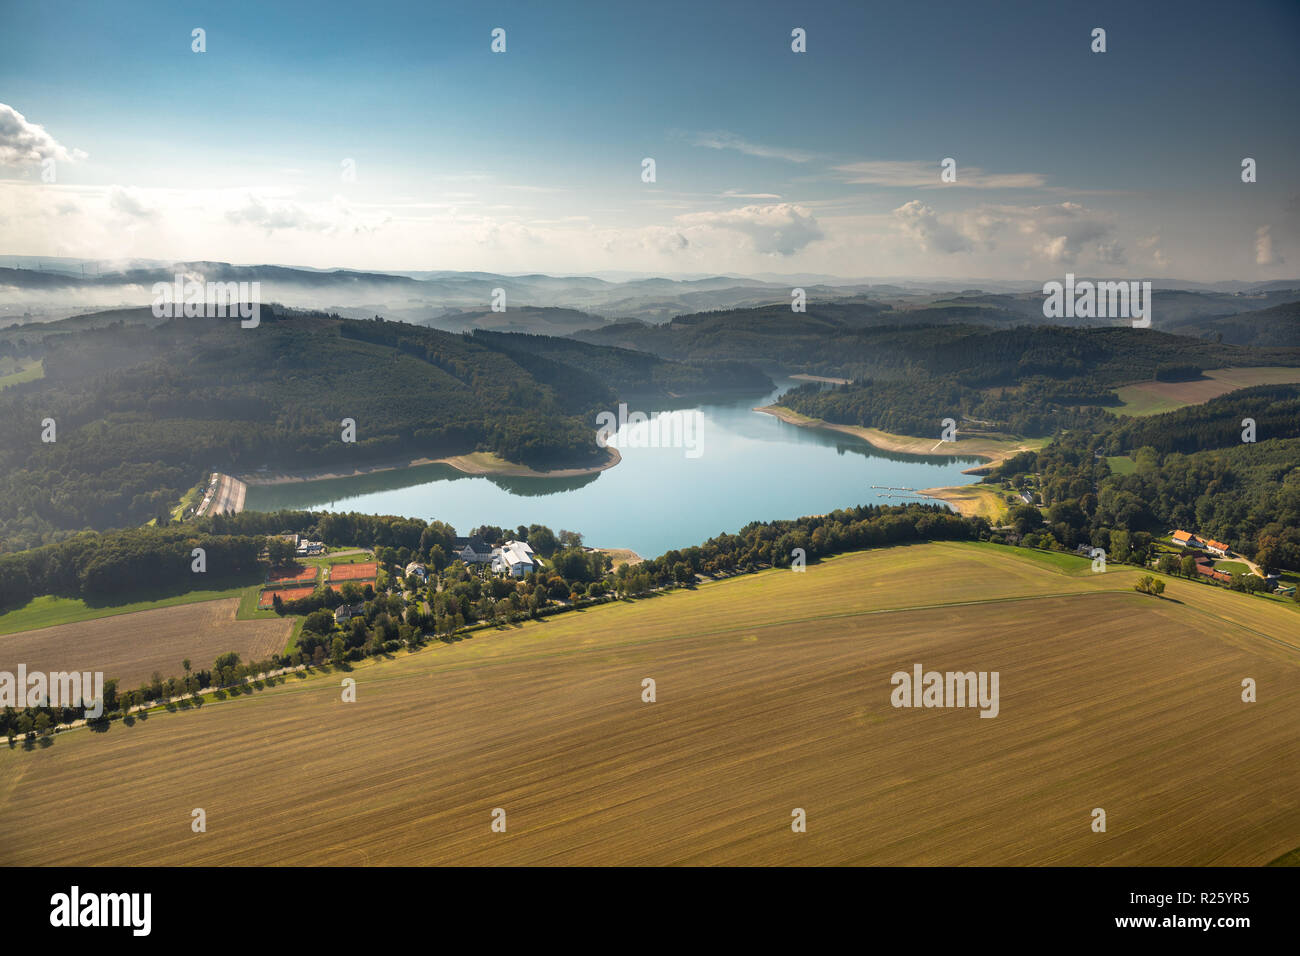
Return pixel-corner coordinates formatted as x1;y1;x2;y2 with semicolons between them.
1;0;1297;278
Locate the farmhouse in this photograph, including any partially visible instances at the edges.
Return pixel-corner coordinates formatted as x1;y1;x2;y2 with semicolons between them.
452;536;494;564
492;540;537;578
1171;530;1201;548
1204;539;1231;557
334;603;364;624
1194;562;1233;584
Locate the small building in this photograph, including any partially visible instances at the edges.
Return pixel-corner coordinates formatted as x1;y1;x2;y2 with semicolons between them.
1204;539;1230;557
334;603;364;624
1195;563;1232;584
404;562;427;581
452;536;494;564
296;539;325;556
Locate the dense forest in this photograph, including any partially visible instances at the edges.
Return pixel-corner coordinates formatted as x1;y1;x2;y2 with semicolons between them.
778;377;1109;439
573;304;1300;383
0;309;769;551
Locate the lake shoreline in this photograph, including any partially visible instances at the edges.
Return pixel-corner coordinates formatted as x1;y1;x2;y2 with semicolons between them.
239;446;622;488
753;404;1038;517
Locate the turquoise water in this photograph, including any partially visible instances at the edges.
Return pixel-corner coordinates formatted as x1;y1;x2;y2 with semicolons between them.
243;382;984;557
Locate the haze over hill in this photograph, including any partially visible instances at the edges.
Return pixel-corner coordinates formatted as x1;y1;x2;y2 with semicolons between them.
4;257;1298;337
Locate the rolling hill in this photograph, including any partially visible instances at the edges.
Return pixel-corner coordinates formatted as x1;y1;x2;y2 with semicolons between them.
2;541;1295;865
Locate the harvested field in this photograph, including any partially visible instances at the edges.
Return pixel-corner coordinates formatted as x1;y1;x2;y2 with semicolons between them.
0;597;292;690
328;562;378;582
267;567;318;586
1;542;1296;866
1114;366;1300;416
257;587;315;608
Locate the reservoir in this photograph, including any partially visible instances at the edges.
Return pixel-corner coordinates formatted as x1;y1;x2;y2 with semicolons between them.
243;381;984;557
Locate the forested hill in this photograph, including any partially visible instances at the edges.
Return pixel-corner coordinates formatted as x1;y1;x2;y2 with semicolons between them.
1161;300;1300;347
572;303;1300;382
0;310;769;551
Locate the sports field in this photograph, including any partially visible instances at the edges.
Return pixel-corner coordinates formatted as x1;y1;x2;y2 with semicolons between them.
1114;366;1300;416
0;597;292;690
328;561;378;582
1;542;1296;865
257;586;315;608
267;566;319;585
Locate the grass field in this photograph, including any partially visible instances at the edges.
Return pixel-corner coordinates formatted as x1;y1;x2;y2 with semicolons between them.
2;541;1295;866
1113;366;1300;417
0;597;293;689
916;484;1010;522
0;582;260;636
162;478;206;523
0;358;44;390
1106;456;1137;475
304;550;375;567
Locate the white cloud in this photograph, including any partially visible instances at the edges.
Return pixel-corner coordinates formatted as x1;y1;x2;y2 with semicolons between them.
836;159;1046;190
891;199;1123;265
0;103;87;167
689;131;818;164
722;189;783;200
980;201;1116;264
1255;225;1283;266
1137;234;1167;268
226;193;327;232
1095;239;1127;265
109;186;158;221
676;203;823;255
892;200;973;254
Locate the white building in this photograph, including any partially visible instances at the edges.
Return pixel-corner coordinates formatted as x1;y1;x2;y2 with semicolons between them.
404;562;427;581
492;540;537;578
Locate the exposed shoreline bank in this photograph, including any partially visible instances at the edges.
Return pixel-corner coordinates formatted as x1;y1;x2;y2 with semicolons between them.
239;446;622;489
753;404;1037;518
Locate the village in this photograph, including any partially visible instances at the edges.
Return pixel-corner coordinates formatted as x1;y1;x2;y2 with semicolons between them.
249;526;641;668
1154;529;1294;597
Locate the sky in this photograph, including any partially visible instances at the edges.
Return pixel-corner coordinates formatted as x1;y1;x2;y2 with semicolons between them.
1;0;1298;280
